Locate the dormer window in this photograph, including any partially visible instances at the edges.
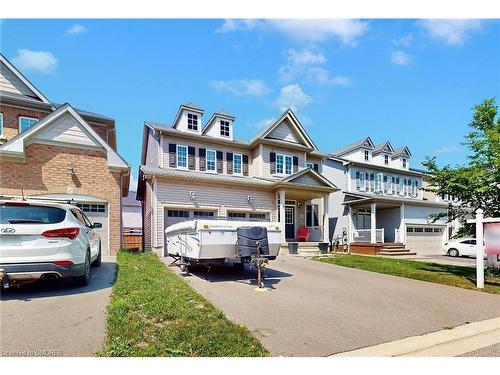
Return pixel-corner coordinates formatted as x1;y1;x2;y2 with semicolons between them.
220;120;230;137
384;155;389;165
364;150;369;161
187;113;198;131
402;158;407;168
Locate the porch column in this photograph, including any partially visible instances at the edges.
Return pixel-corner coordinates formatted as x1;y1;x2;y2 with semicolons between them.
399;203;405;244
347;206;353;244
279;190;286;243
370;203;377;243
322;194;330;243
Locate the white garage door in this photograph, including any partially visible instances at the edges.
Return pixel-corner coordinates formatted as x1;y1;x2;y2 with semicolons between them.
406;226;445;256
76;202;109;255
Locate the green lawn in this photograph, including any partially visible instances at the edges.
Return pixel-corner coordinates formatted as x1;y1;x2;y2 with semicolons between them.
98;251;267;357
314;254;500;294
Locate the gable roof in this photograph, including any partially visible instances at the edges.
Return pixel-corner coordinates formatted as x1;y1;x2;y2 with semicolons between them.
391;146;412;158
250;108;317;149
331;136;375;156
0;103;129;170
372;141;394;155
280;167;338;189
172;102;204;129
0;53;52;105
201;110;235;135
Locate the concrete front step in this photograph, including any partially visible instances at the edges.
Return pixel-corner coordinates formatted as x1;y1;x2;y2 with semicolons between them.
380;247;407;252
379;250;417;256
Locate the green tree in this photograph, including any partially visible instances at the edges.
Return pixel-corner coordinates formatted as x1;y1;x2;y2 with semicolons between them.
422;98;500;237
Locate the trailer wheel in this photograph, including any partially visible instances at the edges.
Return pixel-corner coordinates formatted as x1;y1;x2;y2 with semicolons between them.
179;264;190;274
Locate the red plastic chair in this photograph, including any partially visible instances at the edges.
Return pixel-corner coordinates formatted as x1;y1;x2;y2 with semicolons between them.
297;226;310;242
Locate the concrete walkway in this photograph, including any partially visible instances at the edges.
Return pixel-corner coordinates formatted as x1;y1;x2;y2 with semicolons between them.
164;256;500;357
333;316;500;356
0;256;116;357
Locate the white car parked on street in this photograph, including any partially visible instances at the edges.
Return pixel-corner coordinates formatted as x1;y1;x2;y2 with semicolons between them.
443;238;486;258
0;199;102;288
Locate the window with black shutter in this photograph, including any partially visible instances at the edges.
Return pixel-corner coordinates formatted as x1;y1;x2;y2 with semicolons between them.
188;146;196;170
199;148;206;171
313;163;319;172
168;143;176;167
226;152;233;174
216;151;223;173
270;152;276;174
292;156;299;173
242;155;249;176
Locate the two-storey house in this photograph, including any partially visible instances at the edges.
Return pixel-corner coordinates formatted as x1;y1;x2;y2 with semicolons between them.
137;103;338;256
323;137;451;255
0;53;130;254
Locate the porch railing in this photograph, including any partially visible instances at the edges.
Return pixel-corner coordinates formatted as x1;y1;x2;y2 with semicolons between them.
395;228;400;243
352;229;384;243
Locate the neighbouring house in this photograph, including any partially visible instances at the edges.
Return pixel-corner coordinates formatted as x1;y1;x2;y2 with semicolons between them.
137;103;338;256
323;137;459;255
122;190;143;250
0;53;130;254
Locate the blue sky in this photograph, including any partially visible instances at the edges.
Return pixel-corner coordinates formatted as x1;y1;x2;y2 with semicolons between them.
2;19;499;188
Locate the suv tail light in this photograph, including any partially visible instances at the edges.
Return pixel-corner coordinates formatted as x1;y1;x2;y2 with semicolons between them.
42;228;80;240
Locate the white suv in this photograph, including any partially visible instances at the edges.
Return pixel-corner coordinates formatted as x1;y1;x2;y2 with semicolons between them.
0;199;102;288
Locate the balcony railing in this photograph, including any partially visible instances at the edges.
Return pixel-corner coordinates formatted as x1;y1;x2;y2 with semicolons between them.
352;229;384;243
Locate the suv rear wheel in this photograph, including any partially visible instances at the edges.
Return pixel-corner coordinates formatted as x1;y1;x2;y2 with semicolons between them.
75;250;91;286
448;248;459;257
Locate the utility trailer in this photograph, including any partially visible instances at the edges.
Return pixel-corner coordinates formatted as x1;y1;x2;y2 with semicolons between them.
165;219;281;273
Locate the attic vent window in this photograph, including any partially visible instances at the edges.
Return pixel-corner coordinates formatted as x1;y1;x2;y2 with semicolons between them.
220;120;230;137
187;113;198;131
384;155;389;165
402;158;407;168
364;150;369;161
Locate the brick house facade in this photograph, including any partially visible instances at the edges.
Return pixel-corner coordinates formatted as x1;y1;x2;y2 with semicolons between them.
0;54;129;254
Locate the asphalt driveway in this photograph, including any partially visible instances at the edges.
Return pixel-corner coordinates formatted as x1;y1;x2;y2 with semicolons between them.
0;256;116;357
166;256;500;356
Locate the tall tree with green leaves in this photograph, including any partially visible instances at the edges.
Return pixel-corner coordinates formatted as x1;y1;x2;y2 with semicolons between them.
423;98;500;237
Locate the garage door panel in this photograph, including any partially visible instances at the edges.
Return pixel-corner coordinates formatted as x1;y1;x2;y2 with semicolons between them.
406;226;444;256
76;202;109;255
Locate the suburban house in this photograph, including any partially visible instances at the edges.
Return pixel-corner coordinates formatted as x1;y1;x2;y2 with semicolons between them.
137;103;338;256
0;53;130;254
323;137;456;255
122;190;143;250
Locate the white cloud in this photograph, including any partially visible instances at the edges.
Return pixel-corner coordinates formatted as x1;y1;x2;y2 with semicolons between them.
11;49;58;74
278;48;326;81
276;84;312;112
434;145;458;154
391;33;413;47
217;19;369;45
66;23;87;35
210;79;270;96
307;67;351;86
391;50;413;66
418;19;482;45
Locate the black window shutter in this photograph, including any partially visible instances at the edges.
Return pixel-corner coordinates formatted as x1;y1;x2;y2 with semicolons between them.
355;171;360;190
313;163;319;172
270;152;276;174
243;155;249;176
168;143;176;168
216;151;223;173
383;175;388;193
226;152;233;174
292;156;298;173
199;148;206;171
370;173;375;192
188;146;195;170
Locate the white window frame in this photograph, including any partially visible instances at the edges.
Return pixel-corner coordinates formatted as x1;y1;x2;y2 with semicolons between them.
306;203;319;228
233;153;243;175
187;113;198;131
19;116;38;133
402;158;407;168
364;150;370;161
384;154;389;165
384;174;392;194
374;173;383;193
220;120;230;137
359;172;367;192
398;178;405;196
176;144;188;169
0;112;3;137
206;149;216;173
276;153;292;176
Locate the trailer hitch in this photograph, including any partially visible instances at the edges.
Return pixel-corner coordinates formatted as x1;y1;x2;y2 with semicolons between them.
250;241;268;289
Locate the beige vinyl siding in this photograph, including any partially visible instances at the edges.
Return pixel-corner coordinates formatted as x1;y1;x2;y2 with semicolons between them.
146;128;160;167
261;144;306;179
32;113;99;147
155;178;275;246
293;174;325;187
0;62;38;98
266;120;300;144
161;134;251;175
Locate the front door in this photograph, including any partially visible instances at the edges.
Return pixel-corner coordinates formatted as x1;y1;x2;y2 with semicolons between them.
285;206;295;240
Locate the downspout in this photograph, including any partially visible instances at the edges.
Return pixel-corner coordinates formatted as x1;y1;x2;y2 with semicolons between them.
120;166;131;251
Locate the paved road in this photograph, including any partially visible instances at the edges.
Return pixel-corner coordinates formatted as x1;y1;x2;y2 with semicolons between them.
0;256;116;357
165;256;500;357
